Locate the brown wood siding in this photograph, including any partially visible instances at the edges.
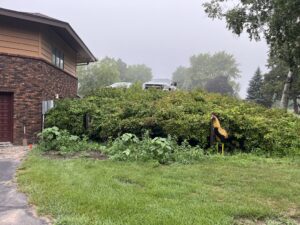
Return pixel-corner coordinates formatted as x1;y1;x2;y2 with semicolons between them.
41;38;51;60
0;17;40;58
0;17;77;76
41;28;77;76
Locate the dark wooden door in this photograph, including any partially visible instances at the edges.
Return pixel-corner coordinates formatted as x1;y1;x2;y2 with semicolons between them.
0;93;13;142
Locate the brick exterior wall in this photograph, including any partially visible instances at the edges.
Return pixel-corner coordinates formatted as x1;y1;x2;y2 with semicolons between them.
0;54;78;144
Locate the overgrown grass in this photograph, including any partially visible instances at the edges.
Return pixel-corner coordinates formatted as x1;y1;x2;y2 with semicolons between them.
18;152;300;225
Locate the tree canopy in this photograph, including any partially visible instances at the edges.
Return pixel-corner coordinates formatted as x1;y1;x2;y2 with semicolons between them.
121;65;152;84
78;57;120;96
205;75;235;96
172;51;240;94
78;57;153;96
203;0;300;67
203;0;300;109
172;66;190;90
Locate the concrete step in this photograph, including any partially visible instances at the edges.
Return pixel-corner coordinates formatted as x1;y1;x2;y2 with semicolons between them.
0;142;13;148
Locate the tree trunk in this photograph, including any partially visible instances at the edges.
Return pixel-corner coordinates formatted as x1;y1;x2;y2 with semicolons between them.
293;96;299;114
280;70;293;111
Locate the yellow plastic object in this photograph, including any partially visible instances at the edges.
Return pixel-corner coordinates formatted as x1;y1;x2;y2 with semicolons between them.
222;143;224;156
212;117;228;139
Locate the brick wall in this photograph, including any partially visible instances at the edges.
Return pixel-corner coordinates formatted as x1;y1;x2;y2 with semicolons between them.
0;54;78;144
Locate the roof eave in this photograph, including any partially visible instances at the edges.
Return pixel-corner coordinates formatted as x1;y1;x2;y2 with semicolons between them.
0;8;97;63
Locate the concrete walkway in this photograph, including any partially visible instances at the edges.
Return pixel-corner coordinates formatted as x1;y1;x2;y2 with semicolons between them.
0;146;50;225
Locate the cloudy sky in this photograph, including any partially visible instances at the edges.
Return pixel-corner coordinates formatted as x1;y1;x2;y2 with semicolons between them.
0;0;269;97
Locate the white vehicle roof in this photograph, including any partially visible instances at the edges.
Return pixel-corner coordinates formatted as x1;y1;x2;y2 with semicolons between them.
109;82;132;88
143;79;172;86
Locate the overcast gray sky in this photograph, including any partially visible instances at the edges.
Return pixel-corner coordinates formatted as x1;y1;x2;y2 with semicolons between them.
0;0;269;97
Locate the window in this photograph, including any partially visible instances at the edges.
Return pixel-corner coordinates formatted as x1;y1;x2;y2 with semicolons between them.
51;47;64;69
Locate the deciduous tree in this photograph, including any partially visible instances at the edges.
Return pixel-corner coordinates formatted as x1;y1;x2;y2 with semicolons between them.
172;51;240;93
203;0;300;111
78;58;153;96
262;58;300;113
78;57;120;96
122;64;152;84
172;66;190;90
205;75;235;96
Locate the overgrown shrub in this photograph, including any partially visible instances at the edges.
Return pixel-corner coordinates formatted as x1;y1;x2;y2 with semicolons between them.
103;133;204;164
46;87;300;156
38;127;101;153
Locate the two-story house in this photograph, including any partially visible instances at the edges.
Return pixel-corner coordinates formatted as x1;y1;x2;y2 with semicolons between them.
0;8;96;145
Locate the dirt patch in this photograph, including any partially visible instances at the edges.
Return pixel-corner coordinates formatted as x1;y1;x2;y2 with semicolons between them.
287;207;300;223
234;217;300;225
43;150;107;160
234;218;265;225
83;151;108;160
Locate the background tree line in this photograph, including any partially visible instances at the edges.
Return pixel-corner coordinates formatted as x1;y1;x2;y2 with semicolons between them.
79;52;242;98
247;57;300;114
78;57;152;96
172;51;240;97
203;0;300;112
78;0;299;113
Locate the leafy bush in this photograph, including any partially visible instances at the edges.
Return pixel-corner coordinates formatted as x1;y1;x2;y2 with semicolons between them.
38;127;102;153
103;133;204;164
46;87;300;156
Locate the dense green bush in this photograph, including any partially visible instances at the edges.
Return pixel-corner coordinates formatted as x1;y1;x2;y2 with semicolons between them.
38;127;101;153
46;87;300;156
103;133;204;164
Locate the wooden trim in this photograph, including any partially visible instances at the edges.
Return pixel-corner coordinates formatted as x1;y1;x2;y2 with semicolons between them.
38;27;42;56
0;52;78;80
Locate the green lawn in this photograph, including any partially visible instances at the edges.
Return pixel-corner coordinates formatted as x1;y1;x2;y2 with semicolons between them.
18;152;300;225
